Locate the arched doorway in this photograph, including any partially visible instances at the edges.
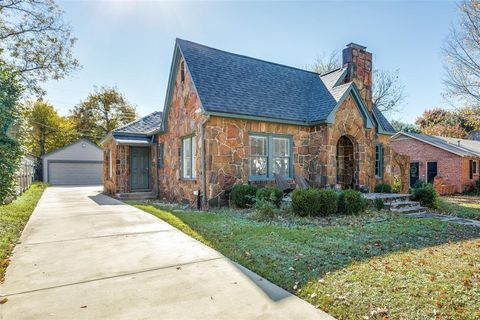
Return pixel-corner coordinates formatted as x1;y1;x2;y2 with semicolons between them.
336;136;356;188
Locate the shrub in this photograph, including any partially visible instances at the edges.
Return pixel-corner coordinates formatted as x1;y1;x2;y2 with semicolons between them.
317;189;338;216
256;186;283;208
230;184;258;208
412;184;438;208
392;176;401;193
374;183;392;193
338;189;367;215
291;188;321;217
374;198;384;211
252;199;276;220
476;179;480;195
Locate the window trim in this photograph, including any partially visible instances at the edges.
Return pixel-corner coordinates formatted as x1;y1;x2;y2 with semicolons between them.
473;160;478;176
248;132;293;180
181;135;196;180
375;143;383;179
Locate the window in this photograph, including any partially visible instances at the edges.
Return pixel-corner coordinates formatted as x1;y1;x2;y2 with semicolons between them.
249;134;292;179
470;159;478;179
158;143;164;168
107;149;112;179
375;143;383;178
181;136;196;179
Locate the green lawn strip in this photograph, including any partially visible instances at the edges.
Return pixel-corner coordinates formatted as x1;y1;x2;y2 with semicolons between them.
132;203;480;320
437;197;480;220
0;182;48;279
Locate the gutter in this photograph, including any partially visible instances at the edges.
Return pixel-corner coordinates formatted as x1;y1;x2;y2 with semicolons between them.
200;115;210;209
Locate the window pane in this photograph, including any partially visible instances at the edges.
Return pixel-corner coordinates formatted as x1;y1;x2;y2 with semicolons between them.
273;157;289;176
249;157;267;176
273;138;289;156
192;138;196;178
250;136;267;156
183;138;191;178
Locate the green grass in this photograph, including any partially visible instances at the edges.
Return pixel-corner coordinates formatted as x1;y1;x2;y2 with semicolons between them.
132;203;480;320
437;196;480;220
0;183;47;279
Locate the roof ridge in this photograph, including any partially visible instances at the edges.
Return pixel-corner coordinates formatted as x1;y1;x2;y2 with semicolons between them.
320;67;344;77
176;38;321;76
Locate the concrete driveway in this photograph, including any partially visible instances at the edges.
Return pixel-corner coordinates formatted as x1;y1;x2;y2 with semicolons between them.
0;186;333;320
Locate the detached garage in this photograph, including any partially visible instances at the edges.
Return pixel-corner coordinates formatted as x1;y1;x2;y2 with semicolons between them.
42;139;103;185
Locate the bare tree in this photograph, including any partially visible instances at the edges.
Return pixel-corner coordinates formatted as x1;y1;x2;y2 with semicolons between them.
310;52;405;114
0;0;79;93
443;1;480;104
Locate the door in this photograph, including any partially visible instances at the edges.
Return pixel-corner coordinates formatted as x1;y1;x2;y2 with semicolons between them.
49;161;103;185
427;162;437;184
130;147;151;191
410;162;419;187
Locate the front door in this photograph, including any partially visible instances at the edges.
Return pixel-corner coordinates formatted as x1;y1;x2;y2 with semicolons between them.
410;162;419;187
130;147;150;191
426;162;437;184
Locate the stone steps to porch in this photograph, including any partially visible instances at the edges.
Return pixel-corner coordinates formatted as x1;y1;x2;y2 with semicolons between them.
364;193;428;215
116;192;157;200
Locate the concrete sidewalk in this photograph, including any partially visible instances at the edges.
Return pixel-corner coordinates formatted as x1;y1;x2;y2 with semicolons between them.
0;186;333;320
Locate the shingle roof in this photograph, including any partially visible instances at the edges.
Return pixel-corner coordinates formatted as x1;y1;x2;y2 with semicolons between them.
372;106;396;133
320;68;347;89
178;39;337;123
394;132;480;157
113;111;163;135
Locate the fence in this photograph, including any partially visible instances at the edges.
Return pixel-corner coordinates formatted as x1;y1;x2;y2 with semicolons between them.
15;155;36;195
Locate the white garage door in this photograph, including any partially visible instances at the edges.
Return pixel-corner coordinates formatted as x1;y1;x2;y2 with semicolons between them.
48;161;103;185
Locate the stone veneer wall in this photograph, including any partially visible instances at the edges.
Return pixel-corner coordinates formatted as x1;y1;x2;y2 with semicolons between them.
156;56;393;207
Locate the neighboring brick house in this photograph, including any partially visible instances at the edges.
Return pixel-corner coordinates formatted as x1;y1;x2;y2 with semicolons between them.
102;39;397;207
391;132;480;193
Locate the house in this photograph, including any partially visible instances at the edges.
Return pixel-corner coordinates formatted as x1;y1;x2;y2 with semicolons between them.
102;39;397;207
391;132;480;193
42;138;103;185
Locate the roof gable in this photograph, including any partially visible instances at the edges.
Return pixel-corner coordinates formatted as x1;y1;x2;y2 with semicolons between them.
41;138;101;159
392;132;480;157
114;111;163;135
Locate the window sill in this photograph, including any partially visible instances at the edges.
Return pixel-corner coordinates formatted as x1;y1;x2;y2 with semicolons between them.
180;178;197;182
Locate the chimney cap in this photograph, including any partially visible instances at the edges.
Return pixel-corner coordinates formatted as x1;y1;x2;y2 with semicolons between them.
346;43;367;51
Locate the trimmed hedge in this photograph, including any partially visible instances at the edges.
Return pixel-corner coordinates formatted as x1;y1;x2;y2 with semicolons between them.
291;188;338;217
231;184;258;208
374;183;392;193
412;184;438;208
338;189;367;215
256;186;283;208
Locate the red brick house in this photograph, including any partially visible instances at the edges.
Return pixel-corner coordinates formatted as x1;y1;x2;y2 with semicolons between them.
391;132;480;193
101;39;397;207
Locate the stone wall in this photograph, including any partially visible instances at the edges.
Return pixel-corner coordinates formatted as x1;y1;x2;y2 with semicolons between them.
103;138;130;195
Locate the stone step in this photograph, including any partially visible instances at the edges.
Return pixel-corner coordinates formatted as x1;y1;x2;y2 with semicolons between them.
116;192;157;200
390;205;427;214
385;200;421;209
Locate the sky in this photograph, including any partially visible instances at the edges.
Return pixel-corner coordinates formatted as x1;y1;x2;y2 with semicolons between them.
43;0;460;123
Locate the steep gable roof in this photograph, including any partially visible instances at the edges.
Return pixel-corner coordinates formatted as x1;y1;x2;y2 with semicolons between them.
113;111;163;135
392;132;480;157
372;106;396;133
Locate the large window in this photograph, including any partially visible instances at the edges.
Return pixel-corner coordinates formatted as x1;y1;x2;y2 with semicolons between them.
249;134;292;179
375;143;383;178
181;136;196;179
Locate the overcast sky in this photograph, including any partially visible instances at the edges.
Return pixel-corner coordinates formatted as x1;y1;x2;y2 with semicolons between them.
43;1;459;123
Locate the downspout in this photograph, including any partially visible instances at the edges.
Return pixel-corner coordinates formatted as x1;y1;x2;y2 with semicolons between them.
151;135;159;197
200;115;210;209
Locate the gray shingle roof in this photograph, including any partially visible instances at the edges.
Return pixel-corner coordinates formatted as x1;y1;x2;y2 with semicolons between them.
113;111;163;135
372;106;396;133
178;39;337;123
395;132;480;157
320;68;347;89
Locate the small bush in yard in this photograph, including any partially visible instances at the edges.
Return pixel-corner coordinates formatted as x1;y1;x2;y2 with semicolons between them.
291;189;321;217
231;184;258;208
256;186;283;208
374;198;384;211
412;184;438;208
317;189;338;216
338;189;367;215
374;183;392;193
253;199;276;220
475;179;480;195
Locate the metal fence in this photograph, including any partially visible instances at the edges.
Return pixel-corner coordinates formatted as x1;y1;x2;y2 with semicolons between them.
15;155;36;195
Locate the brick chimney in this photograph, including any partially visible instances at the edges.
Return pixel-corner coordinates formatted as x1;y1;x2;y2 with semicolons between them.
342;43;373;111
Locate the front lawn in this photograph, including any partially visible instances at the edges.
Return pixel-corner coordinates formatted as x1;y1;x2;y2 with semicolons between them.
132;203;480;320
0;183;47;280
437;195;480;221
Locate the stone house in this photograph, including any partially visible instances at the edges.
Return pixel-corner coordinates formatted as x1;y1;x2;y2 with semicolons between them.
391;132;480;194
101;39;397;207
